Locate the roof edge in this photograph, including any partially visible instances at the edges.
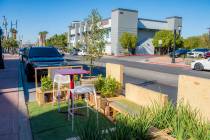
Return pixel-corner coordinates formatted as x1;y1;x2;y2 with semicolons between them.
112;8;138;13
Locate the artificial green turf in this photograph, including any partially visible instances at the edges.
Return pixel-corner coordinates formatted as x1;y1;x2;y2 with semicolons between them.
28;101;113;140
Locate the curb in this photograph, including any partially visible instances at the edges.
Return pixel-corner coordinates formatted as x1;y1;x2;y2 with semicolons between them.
145;62;191;68
18;61;33;140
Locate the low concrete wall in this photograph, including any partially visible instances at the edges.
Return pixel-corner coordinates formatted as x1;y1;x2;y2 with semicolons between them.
177;75;210;122
125;83;168;107
106;63;124;85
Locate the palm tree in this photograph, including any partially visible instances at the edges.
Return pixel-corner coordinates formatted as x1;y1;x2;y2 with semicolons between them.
10;28;18;39
39;31;48;46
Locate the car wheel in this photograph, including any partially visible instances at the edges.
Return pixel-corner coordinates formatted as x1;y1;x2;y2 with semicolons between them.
25;65;34;82
198;54;202;58
194;63;204;71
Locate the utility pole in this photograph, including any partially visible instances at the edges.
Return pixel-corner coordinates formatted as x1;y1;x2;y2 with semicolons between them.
172;26;182;63
2;16;8;40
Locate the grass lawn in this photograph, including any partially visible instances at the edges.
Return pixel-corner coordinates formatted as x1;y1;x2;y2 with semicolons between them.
28;101;113;140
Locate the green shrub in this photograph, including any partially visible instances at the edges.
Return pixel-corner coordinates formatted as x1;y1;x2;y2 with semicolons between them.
150;102;210;140
94;75;121;98
41;76;53;92
75;101;210;139
101;76;121;98
94;75;105;93
151;101;176;129
171;103;209;140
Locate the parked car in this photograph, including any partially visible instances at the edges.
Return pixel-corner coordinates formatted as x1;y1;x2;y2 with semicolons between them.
169;49;190;58
78;50;87;56
19;48;27;61
191;58;210;71
23;46;67;81
204;51;210;59
187;48;209;58
70;48;79;55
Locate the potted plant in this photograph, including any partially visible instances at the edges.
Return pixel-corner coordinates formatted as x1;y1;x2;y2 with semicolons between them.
93;75;122;112
41;76;53;92
37;76;53;105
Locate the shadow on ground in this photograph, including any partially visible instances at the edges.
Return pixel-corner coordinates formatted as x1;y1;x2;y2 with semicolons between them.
28;101;113;140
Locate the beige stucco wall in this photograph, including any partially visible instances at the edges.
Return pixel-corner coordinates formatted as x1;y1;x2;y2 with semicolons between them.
106;63;124;85
177;75;210;122
125;83;168;107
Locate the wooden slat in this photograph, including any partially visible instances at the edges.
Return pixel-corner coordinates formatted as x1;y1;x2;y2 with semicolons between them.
35;65;83;101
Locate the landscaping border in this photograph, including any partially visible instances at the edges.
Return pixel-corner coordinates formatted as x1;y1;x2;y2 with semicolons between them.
18;62;32;140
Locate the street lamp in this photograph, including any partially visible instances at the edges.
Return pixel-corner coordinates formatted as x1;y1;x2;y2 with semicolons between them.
172;25;182;63
0;26;4;69
158;40;162;55
208;27;210;40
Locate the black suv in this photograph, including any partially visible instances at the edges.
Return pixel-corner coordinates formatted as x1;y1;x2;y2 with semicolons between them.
23;46;67;81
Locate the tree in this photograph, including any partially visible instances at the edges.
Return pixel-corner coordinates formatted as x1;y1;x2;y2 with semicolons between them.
83;9;106;76
152;30;183;54
184;36;201;49
2;38;19;54
75;41;83;50
39;31;48;46
200;33;210;48
10;28;17;39
119;32;137;54
184;34;210;49
46;33;68;52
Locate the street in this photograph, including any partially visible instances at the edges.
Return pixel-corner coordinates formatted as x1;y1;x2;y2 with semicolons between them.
64;55;210;102
22;54;210;103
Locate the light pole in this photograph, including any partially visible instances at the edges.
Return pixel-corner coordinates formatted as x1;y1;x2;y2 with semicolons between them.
0;27;5;69
158;40;162;55
172;26;182;63
208;27;210;40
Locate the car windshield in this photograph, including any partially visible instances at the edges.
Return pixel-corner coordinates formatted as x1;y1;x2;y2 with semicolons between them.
193;48;208;52
29;47;61;58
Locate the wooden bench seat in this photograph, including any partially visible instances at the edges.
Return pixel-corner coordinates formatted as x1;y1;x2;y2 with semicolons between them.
109;98;142;115
106;83;168;120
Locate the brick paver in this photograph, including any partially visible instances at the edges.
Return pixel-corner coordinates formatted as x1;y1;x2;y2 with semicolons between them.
0;54;23;140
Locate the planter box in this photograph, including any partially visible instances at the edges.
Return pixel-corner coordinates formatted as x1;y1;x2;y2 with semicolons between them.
80;77;97;85
88;94;118;115
36;87;68;106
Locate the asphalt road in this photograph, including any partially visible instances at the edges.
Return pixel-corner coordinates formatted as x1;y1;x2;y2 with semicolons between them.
22;55;209;103
65;55;179;102
65;55;210;102
66;55;210;81
98;56;210;79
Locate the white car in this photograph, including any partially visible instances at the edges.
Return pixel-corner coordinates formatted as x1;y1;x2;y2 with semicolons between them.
78;50;87;56
191;58;210;71
187;48;209;58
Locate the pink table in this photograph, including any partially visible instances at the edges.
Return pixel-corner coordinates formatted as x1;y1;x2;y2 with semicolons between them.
55;68;90;114
55;68;90;89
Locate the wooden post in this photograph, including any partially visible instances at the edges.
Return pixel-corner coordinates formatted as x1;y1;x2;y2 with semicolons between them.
35;68;38;101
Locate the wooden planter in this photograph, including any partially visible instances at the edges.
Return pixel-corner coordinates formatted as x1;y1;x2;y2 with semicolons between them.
80;77;97;85
88;94;119;115
36;87;68;106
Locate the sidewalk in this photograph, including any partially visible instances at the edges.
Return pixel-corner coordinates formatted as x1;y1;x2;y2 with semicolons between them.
102;55;190;68
137;56;191;68
0;54;32;140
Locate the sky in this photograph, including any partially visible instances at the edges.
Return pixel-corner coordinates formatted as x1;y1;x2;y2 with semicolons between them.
0;0;210;43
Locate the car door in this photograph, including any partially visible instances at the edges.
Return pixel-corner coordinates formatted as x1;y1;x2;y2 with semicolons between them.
205;58;210;70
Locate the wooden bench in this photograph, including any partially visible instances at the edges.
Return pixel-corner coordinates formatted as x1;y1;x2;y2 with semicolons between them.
106;83;168;121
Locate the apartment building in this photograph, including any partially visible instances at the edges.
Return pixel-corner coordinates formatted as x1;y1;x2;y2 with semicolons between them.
68;8;182;55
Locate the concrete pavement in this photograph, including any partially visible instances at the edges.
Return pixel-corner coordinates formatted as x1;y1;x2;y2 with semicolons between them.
0;54;32;140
